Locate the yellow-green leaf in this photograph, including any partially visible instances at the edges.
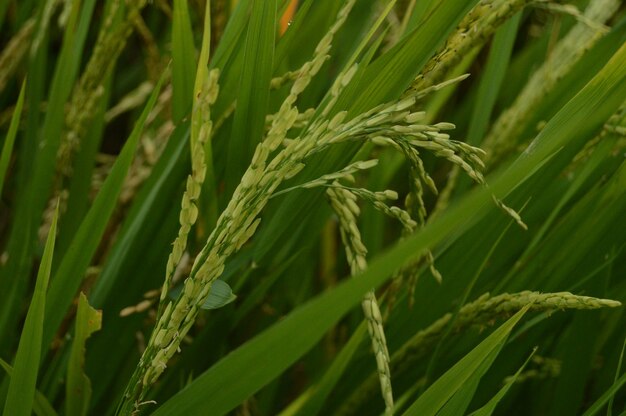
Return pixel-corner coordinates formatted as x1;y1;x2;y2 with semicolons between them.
66;292;102;416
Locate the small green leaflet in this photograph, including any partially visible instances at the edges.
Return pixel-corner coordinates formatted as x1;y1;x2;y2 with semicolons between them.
169;280;236;310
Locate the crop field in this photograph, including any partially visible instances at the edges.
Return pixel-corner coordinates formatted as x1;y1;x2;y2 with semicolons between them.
0;0;625;415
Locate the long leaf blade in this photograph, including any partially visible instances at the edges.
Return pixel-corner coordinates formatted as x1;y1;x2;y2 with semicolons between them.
402;306;530;416
0;80;26;197
224;0;277;196
66;292;102;416
0;359;58;416
469;348;537;416
171;0;196;123
3;201;58;416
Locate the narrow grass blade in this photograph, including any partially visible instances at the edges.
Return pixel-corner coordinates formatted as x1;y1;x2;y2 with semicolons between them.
421;210;522;401
436;350;495;416
608;336;626;416
405;0;439;32
582;372;626;416
0;79;26;197
0;359;58;416
492;42;626;200
273;0;314;67
2;201;59;416
495;137;616;293
210;0;252;71
340;0;397;74
0;26;44;354
225;0;277;196
294;322;368;416
468;13;521;145
43;75;164;348
402;306;530;416
56;81;109;260
66;293;102;416
171;0;196;123
469;348;537;416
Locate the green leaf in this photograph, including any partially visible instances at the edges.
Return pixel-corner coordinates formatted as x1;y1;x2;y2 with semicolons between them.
468;13;521;146
172;0;196;123
405;0;439;32
0;79;25;197
66;293;102;416
469;348;537;416
0;359;58;416
210;0;251;71
492;41;626;201
225;0;277;196
202;280;237;309
273;0;315;68
402;306;530;416
582;372;626;416
170;280;237;310
607;335;626;416
294;322;368;416
436;356;491;416
3;201;58;416
43;74;165;349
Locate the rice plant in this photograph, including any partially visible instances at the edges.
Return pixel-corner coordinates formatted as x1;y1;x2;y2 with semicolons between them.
0;0;625;415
